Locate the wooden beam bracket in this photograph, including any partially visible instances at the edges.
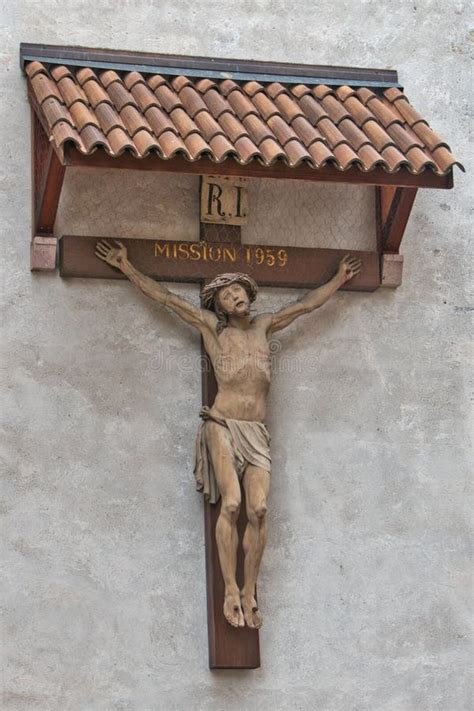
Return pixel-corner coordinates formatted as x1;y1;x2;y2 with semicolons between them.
31;110;65;271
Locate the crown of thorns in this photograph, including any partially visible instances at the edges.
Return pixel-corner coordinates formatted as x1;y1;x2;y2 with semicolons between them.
201;273;258;310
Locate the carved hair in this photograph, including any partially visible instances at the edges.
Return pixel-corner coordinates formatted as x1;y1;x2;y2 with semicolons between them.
201;273;258;334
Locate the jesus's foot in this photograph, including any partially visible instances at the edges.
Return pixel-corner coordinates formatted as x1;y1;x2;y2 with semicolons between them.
240;594;263;629
223;592;245;628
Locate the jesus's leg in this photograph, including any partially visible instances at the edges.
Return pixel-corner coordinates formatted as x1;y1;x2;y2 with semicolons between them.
241;465;270;629
205;422;244;628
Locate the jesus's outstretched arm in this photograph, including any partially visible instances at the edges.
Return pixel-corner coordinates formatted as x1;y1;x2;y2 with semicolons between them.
259;255;362;335
95;240;216;333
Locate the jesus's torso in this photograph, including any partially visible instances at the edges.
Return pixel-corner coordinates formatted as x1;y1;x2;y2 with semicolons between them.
203;321;272;422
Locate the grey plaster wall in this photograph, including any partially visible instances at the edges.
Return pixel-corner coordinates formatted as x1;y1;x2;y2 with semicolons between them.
1;2;472;710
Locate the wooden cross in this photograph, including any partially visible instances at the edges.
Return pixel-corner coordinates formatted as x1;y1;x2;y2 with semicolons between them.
59;214;380;669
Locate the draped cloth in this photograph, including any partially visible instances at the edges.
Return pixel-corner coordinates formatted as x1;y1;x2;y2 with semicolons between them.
194;406;271;505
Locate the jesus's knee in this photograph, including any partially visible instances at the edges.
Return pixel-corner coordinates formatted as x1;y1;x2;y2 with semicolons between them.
247;502;267;526
221;496;241;521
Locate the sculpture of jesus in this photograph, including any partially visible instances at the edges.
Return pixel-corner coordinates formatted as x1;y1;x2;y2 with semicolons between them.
95;239;361;630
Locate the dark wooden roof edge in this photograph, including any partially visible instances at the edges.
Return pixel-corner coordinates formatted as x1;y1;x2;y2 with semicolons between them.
20;42;401;88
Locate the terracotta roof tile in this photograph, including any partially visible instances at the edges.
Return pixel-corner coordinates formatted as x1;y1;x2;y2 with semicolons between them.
25;59;463;176
82;80;111;108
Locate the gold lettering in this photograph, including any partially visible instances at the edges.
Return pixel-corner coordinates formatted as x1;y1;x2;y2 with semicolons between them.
223;247;237;263
189;243;202;261
178;243;190;259
277;248;288;267
154;242;170;258
209;245;221;262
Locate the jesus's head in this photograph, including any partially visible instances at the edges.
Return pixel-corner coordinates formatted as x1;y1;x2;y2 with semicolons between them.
201;273;258;332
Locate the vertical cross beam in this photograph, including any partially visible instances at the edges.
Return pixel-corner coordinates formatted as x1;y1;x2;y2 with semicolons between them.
200;221;260;669
31;109;65;270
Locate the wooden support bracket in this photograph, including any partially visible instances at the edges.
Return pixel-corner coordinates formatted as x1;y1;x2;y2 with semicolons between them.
31;110;65;271
376;186;417;288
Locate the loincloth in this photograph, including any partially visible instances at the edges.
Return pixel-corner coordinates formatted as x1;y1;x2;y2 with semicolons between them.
194;406;271;505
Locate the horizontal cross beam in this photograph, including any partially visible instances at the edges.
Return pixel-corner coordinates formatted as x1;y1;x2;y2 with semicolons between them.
59;236;381;291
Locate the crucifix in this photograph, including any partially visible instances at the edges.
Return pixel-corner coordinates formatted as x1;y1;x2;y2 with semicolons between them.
60;199;376;668
24;45;462;669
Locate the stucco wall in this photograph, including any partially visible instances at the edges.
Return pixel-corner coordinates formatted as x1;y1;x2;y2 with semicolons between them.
2;2;472;710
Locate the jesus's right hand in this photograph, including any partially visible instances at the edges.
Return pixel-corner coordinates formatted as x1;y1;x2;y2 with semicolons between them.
95;240;128;270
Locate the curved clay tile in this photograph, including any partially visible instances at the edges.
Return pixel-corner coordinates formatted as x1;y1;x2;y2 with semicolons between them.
156;129;188;159
51;65;73;82
133;129;161;157
431;146;465;174
381;145;410;172
194;111;224;141
219;79;239;96
367;97;403;129
252;92;280;121
202;89;235;120
291;116;325;148
25;61;47;79
343;96;373;127
234;136;261;164
95;102;127;136
171;75;192;93
120;105;153;137
82;80;111;109
242;114;276;146
51;121;86;152
298;94;328;125
258;138;286;165
284;139;312;167
333;143;361;170
184;133;212;161
99;70;121;89
387;122;422;153
290;84;311;99
57;77;88;108
227;91;257;121
31;73;64;105
178;85;206;117
80;124;108;153
242;81;265;97
405;146;438;173
307;140;334;168
357;144;385;172
76;68;97;86
361;120;395;153
267;115;299;147
41;98;72;130
195;78;216;94
336;85;356;102
107;127;138;156
107;82;138;113
170;107;200;139
392;98;426;127
317;118;348;149
274;93;304;123
69;102;100;132
144;106;177;138
266;82;288;100
313;85;334;100
410;122;449;152
338;118;371;151
147;74;167;91
218;112;248;143
123;71;145;91
321;95;350;124
131;83;160;113
208;134;236;162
